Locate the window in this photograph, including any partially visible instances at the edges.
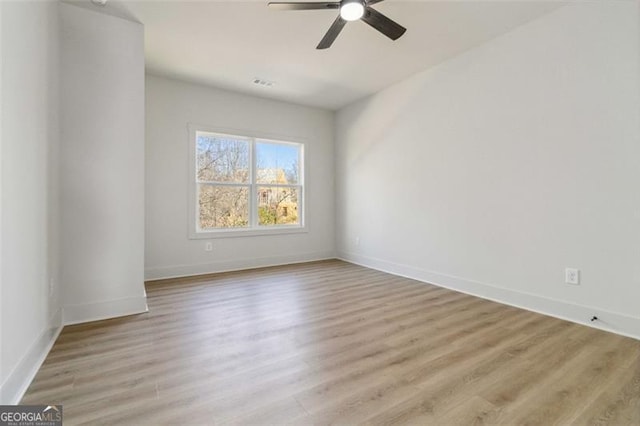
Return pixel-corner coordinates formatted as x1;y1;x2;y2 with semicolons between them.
189;126;304;238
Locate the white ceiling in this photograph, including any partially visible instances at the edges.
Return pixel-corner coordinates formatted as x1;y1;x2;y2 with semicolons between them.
80;0;565;110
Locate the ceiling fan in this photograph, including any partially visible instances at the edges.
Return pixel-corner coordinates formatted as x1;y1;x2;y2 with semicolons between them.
268;0;406;49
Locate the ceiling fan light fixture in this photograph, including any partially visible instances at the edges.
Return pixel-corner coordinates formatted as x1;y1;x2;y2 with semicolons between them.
340;1;364;21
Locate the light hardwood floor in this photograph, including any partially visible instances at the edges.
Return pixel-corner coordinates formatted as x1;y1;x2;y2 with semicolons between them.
23;260;640;425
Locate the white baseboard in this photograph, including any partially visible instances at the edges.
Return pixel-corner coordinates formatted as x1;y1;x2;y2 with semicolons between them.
63;295;148;326
0;309;63;404
338;251;640;341
144;250;336;281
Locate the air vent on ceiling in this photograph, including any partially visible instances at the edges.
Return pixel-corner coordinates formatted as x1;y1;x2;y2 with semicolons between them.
253;78;275;88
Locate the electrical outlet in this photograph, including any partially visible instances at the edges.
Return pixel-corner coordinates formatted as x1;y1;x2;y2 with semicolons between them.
565;268;580;285
204;242;213;252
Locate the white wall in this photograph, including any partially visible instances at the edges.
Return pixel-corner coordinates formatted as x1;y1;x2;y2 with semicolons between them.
1;0;62;404
145;75;335;279
60;3;147;324
336;1;640;339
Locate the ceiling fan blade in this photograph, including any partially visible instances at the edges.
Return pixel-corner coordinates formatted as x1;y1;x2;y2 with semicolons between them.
366;0;385;5
268;2;340;11
361;7;406;40
317;15;347;49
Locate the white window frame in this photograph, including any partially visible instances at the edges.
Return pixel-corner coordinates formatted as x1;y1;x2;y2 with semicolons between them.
188;124;307;239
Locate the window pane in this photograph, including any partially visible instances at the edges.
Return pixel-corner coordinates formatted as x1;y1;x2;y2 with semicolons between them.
256;142;300;184
257;186;299;226
197;133;249;183
199;185;249;229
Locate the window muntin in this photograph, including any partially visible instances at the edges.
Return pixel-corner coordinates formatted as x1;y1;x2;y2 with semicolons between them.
192;128;304;236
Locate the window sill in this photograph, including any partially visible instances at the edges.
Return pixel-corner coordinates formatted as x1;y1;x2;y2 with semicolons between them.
189;226;308;240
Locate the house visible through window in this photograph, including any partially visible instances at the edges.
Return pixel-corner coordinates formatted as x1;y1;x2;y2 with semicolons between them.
191;128;304;236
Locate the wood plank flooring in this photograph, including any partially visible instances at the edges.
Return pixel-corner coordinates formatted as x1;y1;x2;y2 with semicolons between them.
22;260;640;425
